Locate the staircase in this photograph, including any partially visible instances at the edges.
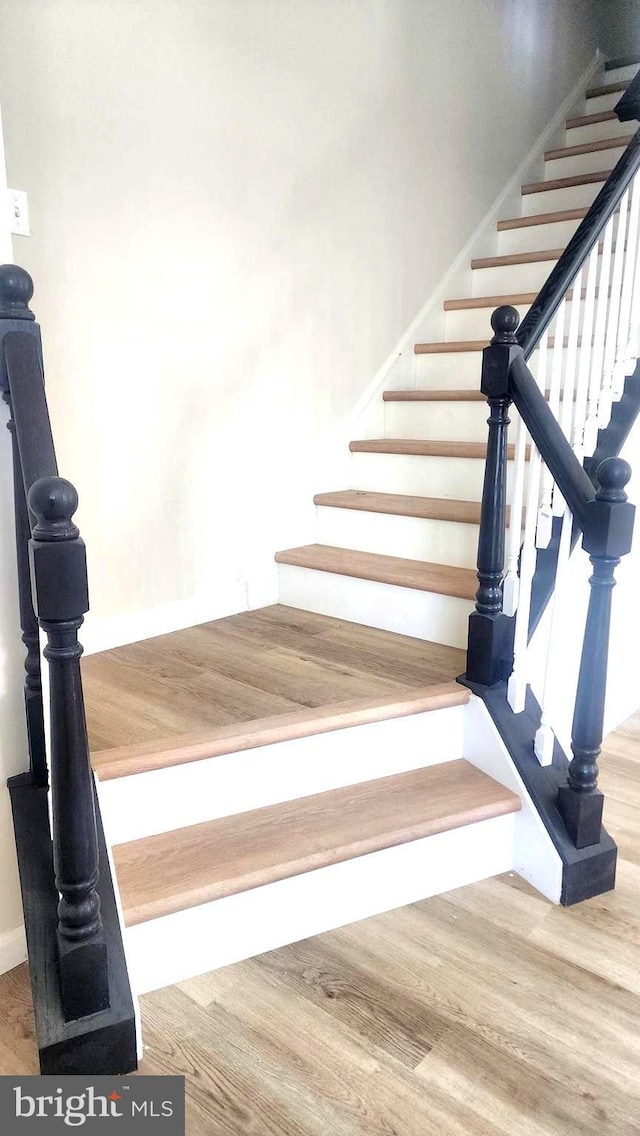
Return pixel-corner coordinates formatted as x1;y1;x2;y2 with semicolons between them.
275;60;639;650
2;55;640;1076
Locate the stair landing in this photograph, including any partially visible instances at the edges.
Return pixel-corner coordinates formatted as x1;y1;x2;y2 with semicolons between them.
83;605;467;780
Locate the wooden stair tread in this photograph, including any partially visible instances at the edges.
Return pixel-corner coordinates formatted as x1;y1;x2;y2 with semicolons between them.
114;759;521;926
313;490;482;523
566;109;617;129
92;682;468;781
275;544;478;599
444;292;537;311
471;248;564;270
497;208;587;231
349;438;519;460
414;337;568;355
545;134;633;160
522;169;612;194
605;55;640;71
586;80;628;98
382;389;486;402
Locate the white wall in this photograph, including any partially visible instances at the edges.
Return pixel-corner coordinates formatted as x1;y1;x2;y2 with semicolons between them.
0;0;602;944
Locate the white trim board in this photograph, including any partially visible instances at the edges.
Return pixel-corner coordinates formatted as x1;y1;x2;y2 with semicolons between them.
0;105;13;262
0;923;27;977
82;579;247;656
348;50;603;432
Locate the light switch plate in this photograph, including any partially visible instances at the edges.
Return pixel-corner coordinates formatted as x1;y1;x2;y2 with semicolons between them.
7;189;30;236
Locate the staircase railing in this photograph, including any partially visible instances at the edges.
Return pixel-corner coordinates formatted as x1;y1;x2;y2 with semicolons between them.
0;266;136;1071
465;73;640;852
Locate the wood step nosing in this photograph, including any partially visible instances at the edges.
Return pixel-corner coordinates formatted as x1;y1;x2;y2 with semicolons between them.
92;682;470;781
497;208;587;231
522;169;612;194
565;109;617;129
275;544;479;599
313;489;483;523
544;134;632;161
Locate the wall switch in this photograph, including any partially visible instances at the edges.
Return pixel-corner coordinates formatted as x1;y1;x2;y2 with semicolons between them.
7;189;30;236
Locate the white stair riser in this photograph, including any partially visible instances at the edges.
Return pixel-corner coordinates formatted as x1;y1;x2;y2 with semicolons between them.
413;343;571;389
384;397;490;441
472;259;558;295
414;351;484;388
444;299;585;341
566;117;632;146
123;812;517;995
585;91;625;115
316;505;479;567
604;65;637;84
521;181;605;216
445;307;518;341
98;705;465;844
277;562;473;647
544;144;627;181
497;218;582;257
351;449;525;500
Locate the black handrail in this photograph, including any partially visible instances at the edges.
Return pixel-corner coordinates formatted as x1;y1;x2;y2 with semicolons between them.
615;68;640;123
517;127;640;357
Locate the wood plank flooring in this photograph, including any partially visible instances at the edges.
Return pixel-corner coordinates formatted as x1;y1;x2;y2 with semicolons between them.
82;605;466;753
1;713;639;1133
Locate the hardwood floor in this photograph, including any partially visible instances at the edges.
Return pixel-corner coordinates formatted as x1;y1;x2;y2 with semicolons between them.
0;712;638;1133
82;605;466;752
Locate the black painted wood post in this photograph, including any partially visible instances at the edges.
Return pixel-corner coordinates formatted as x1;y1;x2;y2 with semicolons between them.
466;306;522;685
28;475;110;1020
0;267;47;786
558;457;636;848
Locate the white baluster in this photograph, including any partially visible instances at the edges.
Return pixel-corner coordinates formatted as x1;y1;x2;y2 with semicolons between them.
599;190;629;428
624;170;640;374
573;243;600;461
534;505;573;765
536;298;566;546
552;268;583;519
584;214;615;451
613;172;640;397
507;331;548;714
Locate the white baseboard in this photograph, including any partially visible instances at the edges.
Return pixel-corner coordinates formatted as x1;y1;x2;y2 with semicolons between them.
349;49;603;429
82;581;248;656
0;924;27;976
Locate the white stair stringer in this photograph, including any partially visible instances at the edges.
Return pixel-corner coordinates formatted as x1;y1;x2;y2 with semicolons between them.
100;693;561;997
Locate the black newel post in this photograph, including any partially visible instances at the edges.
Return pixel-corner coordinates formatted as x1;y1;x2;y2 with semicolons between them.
466;306;522;685
0;266;47;786
558;457;636;848
28;475;110;1020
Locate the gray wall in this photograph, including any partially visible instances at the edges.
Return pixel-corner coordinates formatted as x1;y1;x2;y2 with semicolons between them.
599;0;640;57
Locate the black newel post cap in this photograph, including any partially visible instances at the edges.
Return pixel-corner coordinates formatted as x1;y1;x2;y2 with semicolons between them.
0;264;35;320
28;476;80;542
583;456;635;559
490;305;520;344
595;456;632;502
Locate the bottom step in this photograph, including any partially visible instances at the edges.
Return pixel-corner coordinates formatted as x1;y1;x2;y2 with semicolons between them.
115;760;521;994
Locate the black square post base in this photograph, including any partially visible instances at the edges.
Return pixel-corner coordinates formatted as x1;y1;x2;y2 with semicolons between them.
558;785;604;849
59;934;110;1021
465;611;514;686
